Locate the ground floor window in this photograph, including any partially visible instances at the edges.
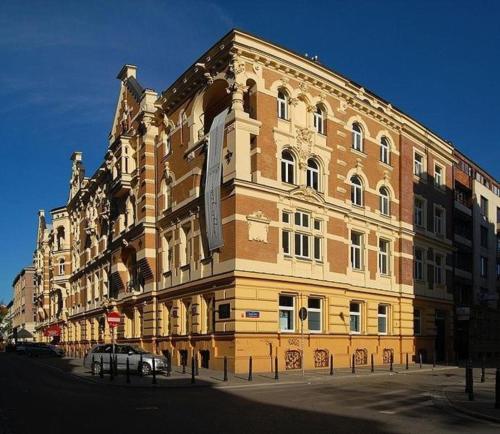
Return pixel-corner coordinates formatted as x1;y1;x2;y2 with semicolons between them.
350;302;361;333
378;304;388;334
279;295;295;332
307;298;321;332
414;308;421;335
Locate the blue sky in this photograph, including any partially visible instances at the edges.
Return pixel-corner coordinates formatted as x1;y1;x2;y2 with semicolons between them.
0;0;499;301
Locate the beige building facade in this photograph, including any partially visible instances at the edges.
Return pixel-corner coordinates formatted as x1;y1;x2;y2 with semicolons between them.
11;266;36;340
31;29;499;372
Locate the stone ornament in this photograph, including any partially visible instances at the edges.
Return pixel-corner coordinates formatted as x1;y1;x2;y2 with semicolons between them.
246;211;270;243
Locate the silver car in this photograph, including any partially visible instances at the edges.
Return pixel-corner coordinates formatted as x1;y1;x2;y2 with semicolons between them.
83;344;167;376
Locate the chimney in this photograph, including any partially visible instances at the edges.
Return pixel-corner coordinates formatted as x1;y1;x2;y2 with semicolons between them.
117;64;137;81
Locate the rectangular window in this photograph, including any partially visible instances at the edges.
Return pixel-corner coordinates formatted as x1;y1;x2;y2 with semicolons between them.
294;211;309;228
480;226;488;248
282;211;290;223
313;219;321;231
351;232;363;270
307;298;321;332
414;248;424;280
480;196;488;219
282;230;291;255
434;207;444;235
349;302;361;333
378;305;388;334
414;309;421;335
434;164;443;187
414;198;424;227
218;303;230;319
378;239;390;275
414;152;424;177
294;233;310;258
434;254;444;285
279;295;294;332
314;237;322;261
480;256;488;277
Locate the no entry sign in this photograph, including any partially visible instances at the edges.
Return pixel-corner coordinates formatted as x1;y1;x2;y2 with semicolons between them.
107;311;121;328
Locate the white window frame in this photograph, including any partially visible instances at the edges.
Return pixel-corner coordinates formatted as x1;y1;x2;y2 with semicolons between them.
351;176;363;207
282;230;291;256
307;297;322;332
313;236;322;262
434;254;444;285
434;163;444;187
294;233;310;259
480;256;488;277
277;90;288;120
414;151;425;177
281;150;295;184
58;259;65;276
306;159;320;191
434;206;445;235
380;187;390;216
352;123;363;152
351;232;363;270
377;304;388;335
378;239;390;275
313;106;325;134
414;197;425;227
349;302;361;334
380;137;390;164
279;295;295;332
294;211;310;228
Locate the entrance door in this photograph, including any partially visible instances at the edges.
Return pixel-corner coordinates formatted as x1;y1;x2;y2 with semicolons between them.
200;350;210;369
435;310;446;361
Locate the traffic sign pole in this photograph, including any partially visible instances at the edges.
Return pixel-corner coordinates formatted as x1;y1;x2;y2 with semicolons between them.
298;306;307;377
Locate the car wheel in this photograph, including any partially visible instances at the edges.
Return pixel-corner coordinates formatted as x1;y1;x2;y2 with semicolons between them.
141;362;151;376
92;362;102;375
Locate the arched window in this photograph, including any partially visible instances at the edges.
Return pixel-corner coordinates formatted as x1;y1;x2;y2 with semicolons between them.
380;136;390;164
307;159;320;191
56;226;65;250
58;259;65;276
350;176;363;206
277;89;288;120
281;150;295;184
313;105;325;134
352;123;363;152
379;187;390;216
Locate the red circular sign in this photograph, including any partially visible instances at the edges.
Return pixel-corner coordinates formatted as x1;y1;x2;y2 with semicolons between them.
107;311;121;327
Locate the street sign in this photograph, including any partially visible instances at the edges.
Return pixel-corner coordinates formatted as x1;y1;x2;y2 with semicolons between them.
107;311;121;328
245;311;260;318
299;307;307;321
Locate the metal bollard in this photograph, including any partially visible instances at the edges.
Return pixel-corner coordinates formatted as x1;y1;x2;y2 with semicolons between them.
390;353;393;372
495;368;499;409
91;355;95;376
329;354;334;376
99;355;104;379
126;357;130;384
182;358;186;375
352;354;355;374
114;355;118;377
195;355;199;377
465;360;471;394
419;353;423;369
433;352;436;368
248;356;253;381
468;362;474;401
223;356;228;382
166;351;171;378
481;366;485;383
191;357;195;384
152;357;157;385
406;353;409;370
371;354;374;373
139;353;143;376
274;356;279;380
109;354;114;381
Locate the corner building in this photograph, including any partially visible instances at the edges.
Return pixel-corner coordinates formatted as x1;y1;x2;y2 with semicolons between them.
38;30;456;372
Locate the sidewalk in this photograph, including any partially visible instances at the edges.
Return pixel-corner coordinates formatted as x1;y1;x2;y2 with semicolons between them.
444;369;500;424
34;356;457;389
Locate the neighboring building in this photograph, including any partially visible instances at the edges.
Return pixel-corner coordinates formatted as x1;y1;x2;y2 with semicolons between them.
29;30;497;372
453;150;500;359
11;266;36;341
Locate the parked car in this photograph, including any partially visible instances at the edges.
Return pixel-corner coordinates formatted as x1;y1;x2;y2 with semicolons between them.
25;343;64;357
15;342;37;354
83;344;167;376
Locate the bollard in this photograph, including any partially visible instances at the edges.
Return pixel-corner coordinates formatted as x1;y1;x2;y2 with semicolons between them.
223;356;228;382
126;357;130;384
465;360;471;394
152;357;157;385
406;353;409;370
99;355;104;379
195;355;199;377
495;368;499;409
481;366;485;383
468;361;474;401
419;353;423;369
191;357;195;384
139;353;143;376
182;358;186;375
91;355;95;376
114;355;118;377
274;356;279;380
248;356;253;381
352;354;355;374
109;354;114;381
166;351;172;378
390;353;393;372
329;354;334;376
371;354;374;373
433;352;436;369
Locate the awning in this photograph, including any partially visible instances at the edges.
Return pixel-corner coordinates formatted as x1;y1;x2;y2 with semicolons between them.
16;329;34;339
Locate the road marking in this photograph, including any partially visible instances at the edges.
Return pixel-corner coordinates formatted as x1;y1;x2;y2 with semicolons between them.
379;410;395;415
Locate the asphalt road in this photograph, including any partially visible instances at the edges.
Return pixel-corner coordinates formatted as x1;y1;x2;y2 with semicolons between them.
0;353;497;434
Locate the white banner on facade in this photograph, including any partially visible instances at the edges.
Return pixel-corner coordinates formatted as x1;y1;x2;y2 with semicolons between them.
205;108;229;251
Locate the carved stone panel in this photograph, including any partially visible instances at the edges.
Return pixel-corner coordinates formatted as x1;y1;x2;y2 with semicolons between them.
383;348;394;364
314;349;329;368
246;211;270;243
285;350;302;370
355;348;368;365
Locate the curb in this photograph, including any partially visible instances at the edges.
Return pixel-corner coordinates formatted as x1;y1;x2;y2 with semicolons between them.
444;390;500;425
